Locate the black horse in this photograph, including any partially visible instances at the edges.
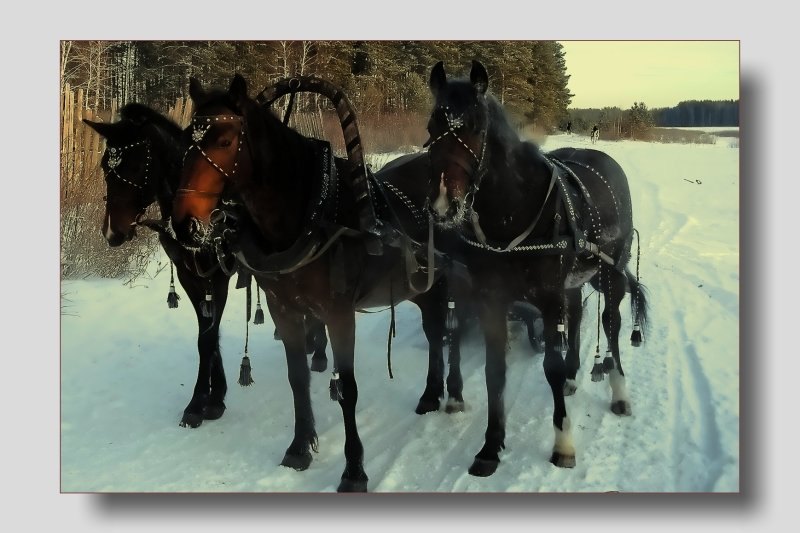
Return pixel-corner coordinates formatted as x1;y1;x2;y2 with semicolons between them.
84;104;328;428
424;61;648;476
171;74;479;492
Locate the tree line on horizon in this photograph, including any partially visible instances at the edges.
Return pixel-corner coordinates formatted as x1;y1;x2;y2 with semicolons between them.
566;98;738;139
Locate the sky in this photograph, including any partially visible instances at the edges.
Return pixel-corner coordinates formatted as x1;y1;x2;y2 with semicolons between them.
61;131;740;498
559;41;740;110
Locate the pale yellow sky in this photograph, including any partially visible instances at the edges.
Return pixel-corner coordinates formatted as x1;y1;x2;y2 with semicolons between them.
558;41;740;109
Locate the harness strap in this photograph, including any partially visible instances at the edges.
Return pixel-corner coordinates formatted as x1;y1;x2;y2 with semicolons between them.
233;225;355;277
406;218;436;294
504;164;560;251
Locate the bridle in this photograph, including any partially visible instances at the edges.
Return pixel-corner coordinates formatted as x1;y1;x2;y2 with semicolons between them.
176;114;246;201
425;104;488;207
105;139;151;191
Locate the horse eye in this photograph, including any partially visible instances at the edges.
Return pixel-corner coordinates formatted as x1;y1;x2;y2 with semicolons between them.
102;195;107;201
220;139;232;148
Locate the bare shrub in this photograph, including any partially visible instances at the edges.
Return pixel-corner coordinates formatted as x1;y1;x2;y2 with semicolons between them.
644;128;718;145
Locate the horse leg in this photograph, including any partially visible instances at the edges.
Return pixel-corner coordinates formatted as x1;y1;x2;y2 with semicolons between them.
268;300;318;471
326;309;368;492
469;296;510;477
206;270;230;420
541;295;576;468
602;267;632;416
307;316;328;373
175;266;227;428
563;288;583;396
412;279;446;414
444;299;467;413
512;301;545;353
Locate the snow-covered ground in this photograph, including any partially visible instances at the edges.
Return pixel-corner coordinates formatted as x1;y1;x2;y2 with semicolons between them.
60;132;739;493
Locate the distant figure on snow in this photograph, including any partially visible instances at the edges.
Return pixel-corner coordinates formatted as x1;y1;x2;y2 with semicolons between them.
566;121;572;135
591;124;599;143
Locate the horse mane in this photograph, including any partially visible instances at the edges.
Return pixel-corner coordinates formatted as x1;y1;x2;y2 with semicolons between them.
485;94;524;150
118;103;182;138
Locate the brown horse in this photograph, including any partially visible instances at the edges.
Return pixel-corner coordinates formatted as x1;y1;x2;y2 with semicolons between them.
84;105;234;428
84;104;330;429
170;74;468;492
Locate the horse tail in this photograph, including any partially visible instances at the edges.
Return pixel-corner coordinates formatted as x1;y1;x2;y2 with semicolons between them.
626;228;648;345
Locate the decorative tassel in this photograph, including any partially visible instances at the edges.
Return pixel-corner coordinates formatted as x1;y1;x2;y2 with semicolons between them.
591;347;605;382
238;356;254;386
329;372;343;401
603;349;615;374
630;323;643;347
253;289;264;324
445;299;459;331
238;307;253;386
166;262;179;309
200;290;213;318
555;321;568;354
273;327;281;340
167;283;179;309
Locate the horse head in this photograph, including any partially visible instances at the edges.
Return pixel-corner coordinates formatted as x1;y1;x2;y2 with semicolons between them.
172;74;256;248
84;105;177;246
424;60;490;229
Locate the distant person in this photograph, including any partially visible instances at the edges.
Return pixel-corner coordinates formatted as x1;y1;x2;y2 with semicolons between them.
566;121;572;135
591;124;599;143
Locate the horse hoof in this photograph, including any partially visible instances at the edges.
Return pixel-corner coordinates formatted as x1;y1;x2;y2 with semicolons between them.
563;380;578;396
611;401;632;416
444;398;465;413
468;457;499;477
280;451;313;471
549;451;576;468
310;357;327;373
415;397;440;415
204;402;226;420
337;477;368;492
179;412;203;428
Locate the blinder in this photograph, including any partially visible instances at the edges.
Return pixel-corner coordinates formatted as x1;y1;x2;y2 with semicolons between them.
103;139;154;222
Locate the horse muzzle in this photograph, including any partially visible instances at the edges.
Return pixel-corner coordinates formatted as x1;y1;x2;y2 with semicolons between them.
102;212;137;247
428;172;468;228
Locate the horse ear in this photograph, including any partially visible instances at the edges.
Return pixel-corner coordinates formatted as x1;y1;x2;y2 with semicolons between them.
189;77;206;103
82;119;116;139
229;74;248;102
470;60;489;95
429;61;447;97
